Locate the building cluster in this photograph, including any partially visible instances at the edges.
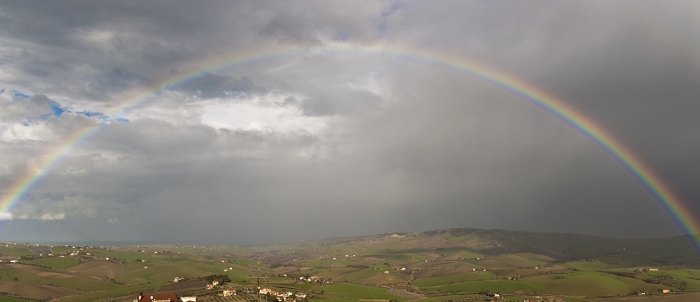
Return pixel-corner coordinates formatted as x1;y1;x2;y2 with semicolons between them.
297;276;331;284
259;288;306;302
134;292;196;302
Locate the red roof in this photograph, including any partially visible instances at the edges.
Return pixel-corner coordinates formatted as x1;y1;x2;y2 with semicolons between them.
137;293;179;302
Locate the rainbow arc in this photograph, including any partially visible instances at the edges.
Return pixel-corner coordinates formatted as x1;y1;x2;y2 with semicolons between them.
1;45;697;247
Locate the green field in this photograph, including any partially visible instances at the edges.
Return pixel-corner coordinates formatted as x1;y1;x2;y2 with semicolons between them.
24;258;80;270
0;296;39;302
316;283;405;301
427;280;545;294
412;272;496;287
0;228;698;302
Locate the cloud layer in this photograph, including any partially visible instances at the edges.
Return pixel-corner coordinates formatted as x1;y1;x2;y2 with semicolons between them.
0;1;699;244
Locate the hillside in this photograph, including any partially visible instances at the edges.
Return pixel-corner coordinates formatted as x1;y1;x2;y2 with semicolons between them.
0;228;699;302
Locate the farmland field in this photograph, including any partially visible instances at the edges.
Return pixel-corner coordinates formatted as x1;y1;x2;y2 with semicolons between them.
0;228;699;302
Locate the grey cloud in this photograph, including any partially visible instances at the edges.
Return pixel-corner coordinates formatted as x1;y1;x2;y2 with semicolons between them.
175;75;266;99
0;1;698;245
301;87;384;116
0;94;58;122
259;13;322;45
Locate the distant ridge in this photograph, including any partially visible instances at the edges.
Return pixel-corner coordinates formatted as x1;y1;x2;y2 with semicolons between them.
276;227;700;266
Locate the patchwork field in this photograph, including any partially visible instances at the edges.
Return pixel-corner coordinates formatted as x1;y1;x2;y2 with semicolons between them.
1;228;700;302
0;280;81;300
66;261;127;279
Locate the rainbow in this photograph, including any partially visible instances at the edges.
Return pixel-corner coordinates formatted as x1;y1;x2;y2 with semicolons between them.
2;44;698;247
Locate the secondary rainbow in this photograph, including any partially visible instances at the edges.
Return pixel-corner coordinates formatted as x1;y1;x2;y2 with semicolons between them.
2;44;698;248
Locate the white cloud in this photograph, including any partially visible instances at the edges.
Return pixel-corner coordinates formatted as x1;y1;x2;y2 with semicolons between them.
39;213;65;221
0;212;65;221
0;212;13;220
201;94;328;135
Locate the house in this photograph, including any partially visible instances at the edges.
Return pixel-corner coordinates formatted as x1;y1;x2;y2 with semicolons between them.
134;292;179;302
9;260;18;263
662;289;671;293
223;288;236;297
649;268;659;271
180;297;196;302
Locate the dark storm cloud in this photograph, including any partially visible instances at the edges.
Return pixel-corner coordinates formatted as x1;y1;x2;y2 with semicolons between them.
0;1;698;244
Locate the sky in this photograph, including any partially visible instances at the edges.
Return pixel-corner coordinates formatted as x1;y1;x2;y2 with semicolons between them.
0;1;699;245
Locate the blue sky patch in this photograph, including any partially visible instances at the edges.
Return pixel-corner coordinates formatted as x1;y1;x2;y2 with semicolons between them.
0;88;5;94
50;104;65;117
13;90;30;99
76;110;105;118
115;117;130;123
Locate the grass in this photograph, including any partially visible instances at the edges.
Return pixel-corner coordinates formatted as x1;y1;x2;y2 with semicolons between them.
475;254;547;269
546;271;631;296
57;283;165;302
0;267;121;291
427;280;545;294
304;260;364;267
412;272;496;287
0;247;34;257
0;296;37;302
519;274;564;285
24;258;80;270
3;230;700;301
329;269;378;282
563;261;617;271
316;283;405;301
413;294;481;302
0;269;39;284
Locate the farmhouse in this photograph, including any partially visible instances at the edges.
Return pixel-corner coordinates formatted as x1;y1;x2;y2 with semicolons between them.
135;292;180;302
223;288;236;297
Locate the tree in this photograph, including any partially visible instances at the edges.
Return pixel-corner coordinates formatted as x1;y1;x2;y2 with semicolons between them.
13;276;18;282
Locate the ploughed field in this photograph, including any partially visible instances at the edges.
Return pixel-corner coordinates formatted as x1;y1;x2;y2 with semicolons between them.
1;228;700;302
